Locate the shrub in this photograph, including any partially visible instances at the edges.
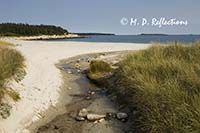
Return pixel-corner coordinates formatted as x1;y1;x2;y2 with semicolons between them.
88;60;112;86
89;60;112;73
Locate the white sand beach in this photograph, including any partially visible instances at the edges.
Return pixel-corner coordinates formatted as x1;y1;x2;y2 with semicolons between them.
0;39;151;133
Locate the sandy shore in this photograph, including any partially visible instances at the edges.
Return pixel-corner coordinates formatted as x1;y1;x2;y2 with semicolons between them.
0;39;151;133
1;34;82;41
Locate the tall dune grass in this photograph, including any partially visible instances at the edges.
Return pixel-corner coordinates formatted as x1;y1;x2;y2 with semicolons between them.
0;41;24;102
112;42;200;132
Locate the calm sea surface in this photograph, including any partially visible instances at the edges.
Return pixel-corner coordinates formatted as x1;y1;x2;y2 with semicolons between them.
53;35;200;44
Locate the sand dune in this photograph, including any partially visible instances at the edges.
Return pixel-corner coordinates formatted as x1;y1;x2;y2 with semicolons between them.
0;39;151;133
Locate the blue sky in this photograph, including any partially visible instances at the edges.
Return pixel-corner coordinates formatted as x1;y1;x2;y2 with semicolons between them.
0;0;200;34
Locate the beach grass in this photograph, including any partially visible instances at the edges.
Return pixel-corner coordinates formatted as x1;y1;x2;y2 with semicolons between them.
0;41;14;46
88;42;200;132
112;42;200;132
87;60;113;86
0;41;24;102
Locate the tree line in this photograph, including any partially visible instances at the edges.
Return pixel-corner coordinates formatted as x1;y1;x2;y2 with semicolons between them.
0;23;68;36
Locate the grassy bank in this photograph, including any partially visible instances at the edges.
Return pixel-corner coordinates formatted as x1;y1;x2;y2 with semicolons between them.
88;42;200;132
0;41;24;102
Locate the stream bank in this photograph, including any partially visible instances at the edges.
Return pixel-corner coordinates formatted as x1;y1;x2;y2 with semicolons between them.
34;51;132;133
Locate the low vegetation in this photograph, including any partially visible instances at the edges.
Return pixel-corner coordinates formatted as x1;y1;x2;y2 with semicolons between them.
0;41;13;46
87;60;113;86
0;23;68;36
0;41;24;102
88;42;200;132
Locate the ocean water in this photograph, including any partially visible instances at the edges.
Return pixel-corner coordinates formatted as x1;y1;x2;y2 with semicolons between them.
54;35;200;44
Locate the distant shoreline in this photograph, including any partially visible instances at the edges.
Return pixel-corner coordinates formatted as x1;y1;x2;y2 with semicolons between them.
0;33;114;41
1;34;84;41
1;34;200;43
74;33;115;36
139;33;168;36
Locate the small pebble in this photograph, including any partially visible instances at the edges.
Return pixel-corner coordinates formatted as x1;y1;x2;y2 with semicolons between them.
75;116;85;121
121;118;128;123
106;112;116;119
67;70;72;74
85;96;91;100
91;92;95;95
99;118;105;123
88;90;92;94
116;112;128;120
78;108;88;117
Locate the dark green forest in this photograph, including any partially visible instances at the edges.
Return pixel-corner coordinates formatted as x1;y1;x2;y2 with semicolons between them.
0;23;68;36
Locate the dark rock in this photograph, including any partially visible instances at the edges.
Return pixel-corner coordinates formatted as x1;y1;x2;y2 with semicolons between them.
132;110;138;115
112;113;117;118
121;118;128;123
106;112;113;117
106;112;116;120
116;112;128;120
77;59;81;63
54;125;59;130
